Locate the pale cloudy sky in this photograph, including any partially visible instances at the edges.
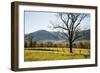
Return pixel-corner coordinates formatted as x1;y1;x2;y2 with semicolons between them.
24;11;90;34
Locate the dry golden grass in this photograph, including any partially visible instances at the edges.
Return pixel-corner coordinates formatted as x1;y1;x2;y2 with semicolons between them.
24;48;90;61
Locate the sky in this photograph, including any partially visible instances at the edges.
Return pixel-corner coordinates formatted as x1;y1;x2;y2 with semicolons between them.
24;11;90;34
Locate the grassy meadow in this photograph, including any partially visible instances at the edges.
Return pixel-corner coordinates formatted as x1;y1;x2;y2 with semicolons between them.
24;47;90;61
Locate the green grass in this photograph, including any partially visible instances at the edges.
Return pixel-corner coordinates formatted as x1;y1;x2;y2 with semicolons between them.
24;48;90;61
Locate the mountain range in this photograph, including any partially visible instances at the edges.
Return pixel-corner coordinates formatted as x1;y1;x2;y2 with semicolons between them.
25;29;90;42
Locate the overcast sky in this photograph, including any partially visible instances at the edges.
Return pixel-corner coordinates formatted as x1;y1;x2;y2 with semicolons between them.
24;11;90;34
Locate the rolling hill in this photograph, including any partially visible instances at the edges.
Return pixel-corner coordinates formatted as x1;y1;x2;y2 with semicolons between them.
25;29;90;42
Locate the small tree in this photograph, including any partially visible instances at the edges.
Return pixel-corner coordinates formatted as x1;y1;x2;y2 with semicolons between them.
26;35;33;48
24;41;27;48
32;41;37;47
46;42;53;48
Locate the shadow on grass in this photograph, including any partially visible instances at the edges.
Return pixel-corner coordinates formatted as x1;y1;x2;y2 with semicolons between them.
25;48;59;52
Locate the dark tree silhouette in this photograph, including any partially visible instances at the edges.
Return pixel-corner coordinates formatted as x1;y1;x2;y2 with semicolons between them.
26;35;33;48
52;13;88;53
24;41;27;48
32;41;37;47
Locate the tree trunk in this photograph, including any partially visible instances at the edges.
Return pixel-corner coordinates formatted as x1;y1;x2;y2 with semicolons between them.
69;41;73;53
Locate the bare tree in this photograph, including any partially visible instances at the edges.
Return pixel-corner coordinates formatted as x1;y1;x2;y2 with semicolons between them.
52;13;88;53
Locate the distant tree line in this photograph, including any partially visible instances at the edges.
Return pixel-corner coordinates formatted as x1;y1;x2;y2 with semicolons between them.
24;40;90;49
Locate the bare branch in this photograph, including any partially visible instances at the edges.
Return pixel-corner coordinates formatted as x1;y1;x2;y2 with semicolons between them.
61;29;69;39
72;35;82;42
72;29;83;42
59;13;69;29
74;14;87;29
54;26;69;31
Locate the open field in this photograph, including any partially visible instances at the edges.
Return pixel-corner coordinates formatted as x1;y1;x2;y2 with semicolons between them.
24;48;90;61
